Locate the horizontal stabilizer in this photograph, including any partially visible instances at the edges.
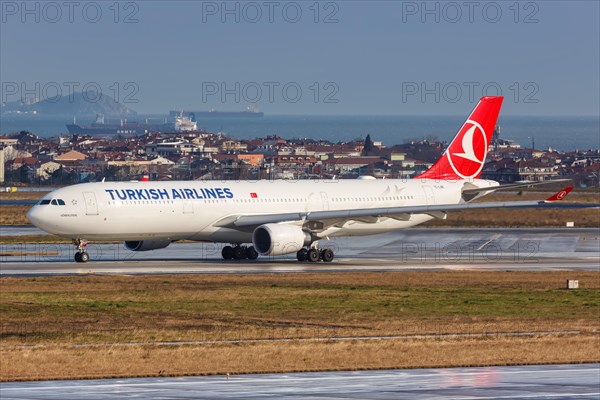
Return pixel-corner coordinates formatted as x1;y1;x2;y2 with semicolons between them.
545;186;573;202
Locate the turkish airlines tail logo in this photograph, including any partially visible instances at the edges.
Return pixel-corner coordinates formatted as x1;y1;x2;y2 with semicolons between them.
454;124;484;163
417;96;503;181
446;119;487;179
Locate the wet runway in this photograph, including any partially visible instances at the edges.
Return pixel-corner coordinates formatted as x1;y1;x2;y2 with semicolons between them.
0;225;46;236
1;228;599;275
1;364;599;399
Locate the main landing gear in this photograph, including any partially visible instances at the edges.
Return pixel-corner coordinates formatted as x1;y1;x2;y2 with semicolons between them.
73;239;89;263
296;247;334;263
221;245;259;261
220;244;334;263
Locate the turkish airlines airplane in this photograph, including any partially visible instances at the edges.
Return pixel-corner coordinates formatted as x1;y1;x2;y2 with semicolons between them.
27;96;594;263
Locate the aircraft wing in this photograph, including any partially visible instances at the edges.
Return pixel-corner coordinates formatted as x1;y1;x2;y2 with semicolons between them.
215;186;599;229
461;179;572;195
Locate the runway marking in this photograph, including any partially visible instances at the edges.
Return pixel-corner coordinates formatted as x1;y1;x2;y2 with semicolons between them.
477;234;502;251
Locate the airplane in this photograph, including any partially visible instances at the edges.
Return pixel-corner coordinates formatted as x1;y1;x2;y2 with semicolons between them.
26;96;597;263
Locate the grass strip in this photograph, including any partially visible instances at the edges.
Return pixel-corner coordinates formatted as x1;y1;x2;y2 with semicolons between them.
1;335;598;381
0;271;598;380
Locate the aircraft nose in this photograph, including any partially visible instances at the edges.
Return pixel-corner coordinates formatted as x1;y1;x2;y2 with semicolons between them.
26;206;44;228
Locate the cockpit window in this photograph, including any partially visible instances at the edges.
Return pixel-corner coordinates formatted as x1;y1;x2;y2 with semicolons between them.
41;199;66;206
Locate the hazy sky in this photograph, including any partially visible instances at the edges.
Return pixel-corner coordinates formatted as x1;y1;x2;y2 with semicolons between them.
1;1;599;116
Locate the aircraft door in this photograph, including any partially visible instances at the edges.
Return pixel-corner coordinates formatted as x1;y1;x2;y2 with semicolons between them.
320;192;330;210
183;199;194;214
422;186;435;205
82;192;99;215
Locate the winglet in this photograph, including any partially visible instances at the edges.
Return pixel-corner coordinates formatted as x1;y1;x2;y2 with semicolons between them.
545;186;573;202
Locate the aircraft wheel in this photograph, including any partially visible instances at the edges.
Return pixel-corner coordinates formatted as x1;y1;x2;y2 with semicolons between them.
233;246;246;260
307;248;320;263
296;248;308;262
321;249;334;262
246;246;259;260
74;252;82;262
80;252;89;263
222;245;234;260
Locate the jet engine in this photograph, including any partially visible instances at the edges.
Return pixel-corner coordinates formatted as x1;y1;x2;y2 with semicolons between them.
124;240;172;251
252;224;312;256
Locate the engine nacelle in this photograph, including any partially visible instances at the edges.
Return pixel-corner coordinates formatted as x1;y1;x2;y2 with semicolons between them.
124;240;171;252
252;224;312;256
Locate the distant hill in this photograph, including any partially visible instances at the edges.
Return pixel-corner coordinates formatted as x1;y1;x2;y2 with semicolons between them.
1;91;137;116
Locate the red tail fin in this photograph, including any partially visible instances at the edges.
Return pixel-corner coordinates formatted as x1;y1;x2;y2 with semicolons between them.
416;96;503;181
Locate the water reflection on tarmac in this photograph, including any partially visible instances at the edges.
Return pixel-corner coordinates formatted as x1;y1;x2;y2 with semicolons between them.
1;228;598;275
1;364;599;400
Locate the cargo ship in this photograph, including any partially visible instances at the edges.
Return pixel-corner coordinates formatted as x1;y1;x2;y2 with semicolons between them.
66;114;197;136
169;106;264;119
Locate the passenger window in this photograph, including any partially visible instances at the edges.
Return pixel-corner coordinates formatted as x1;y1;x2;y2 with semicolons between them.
57;199;65;205
39;199;51;205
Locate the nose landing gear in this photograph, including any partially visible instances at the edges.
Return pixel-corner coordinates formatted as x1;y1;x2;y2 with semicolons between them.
73;239;89;263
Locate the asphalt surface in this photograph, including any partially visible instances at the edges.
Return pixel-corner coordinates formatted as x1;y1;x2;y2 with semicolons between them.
0;200;36;206
0;225;46;236
1;228;599;275
1;364;599;400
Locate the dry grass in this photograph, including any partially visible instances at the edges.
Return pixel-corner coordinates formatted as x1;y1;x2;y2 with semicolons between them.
0;206;30;225
0;191;44;225
0;191;48;200
425;208;600;228
1;335;598;381
1;272;598;344
0;235;71;244
1;271;598;380
0;250;59;257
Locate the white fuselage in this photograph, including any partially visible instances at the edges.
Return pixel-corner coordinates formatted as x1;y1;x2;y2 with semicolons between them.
27;179;494;243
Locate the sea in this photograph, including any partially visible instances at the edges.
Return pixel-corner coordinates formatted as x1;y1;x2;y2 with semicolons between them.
1;114;598;152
